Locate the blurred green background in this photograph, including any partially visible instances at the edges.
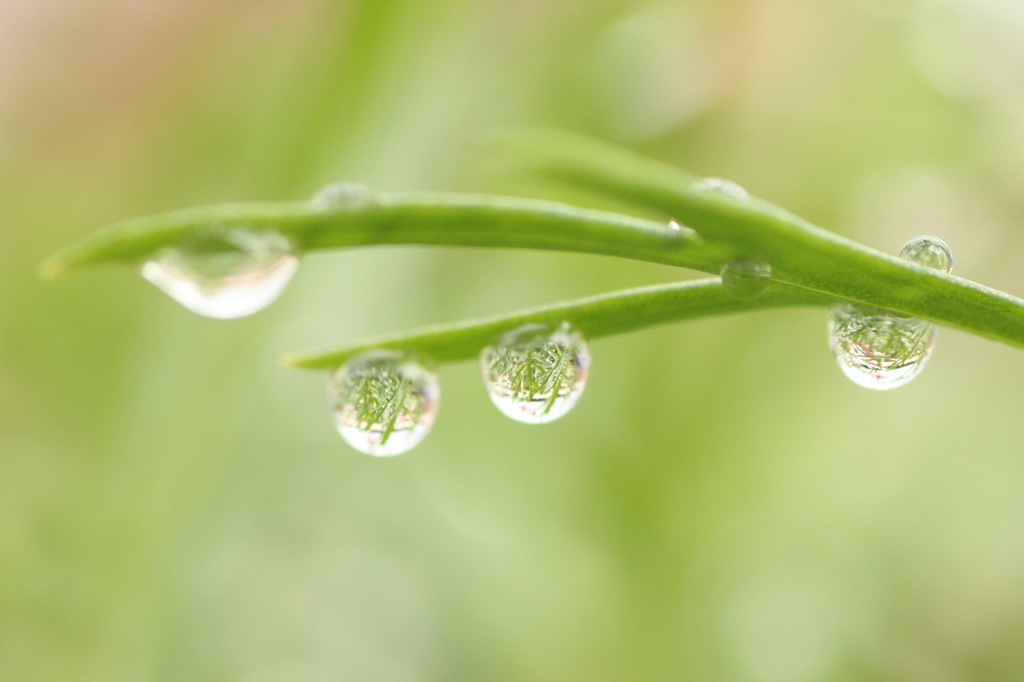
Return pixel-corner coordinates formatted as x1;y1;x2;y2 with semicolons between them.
4;1;1024;680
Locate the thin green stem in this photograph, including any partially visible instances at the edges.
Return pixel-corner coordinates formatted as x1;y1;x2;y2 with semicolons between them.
282;278;834;369
41;132;1024;357
494;128;1024;350
39;193;729;279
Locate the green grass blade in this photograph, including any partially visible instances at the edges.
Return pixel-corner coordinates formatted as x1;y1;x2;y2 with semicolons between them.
39;193;727;280
281;278;833;370
494;129;1024;350
42;130;1024;355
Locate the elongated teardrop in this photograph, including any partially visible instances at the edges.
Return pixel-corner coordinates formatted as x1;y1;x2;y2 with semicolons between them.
328;350;439;456
141;228;298;319
481;321;590;424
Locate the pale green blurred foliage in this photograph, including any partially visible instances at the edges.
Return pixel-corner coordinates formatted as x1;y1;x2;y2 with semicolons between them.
3;1;1024;680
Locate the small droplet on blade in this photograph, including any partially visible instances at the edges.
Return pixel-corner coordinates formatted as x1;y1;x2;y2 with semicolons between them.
721;258;772;300
691;177;749;201
310;182;375;211
900;235;953;273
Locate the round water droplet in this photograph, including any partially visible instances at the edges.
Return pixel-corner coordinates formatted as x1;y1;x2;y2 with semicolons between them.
328;350;440;456
310;182;375;211
900;235;953;273
691;176;749;200
721;258;772;300
830;236;952;389
141;228;299;319
480;321;590;424
829;304;935;390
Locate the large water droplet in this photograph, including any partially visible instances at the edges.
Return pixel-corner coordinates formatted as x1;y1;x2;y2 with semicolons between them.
310;181;375;211
829;235;952;389
328;350;439;456
141;228;299;319
480;321;590;424
691;176;749;201
900;235;953;273
829;305;935;390
721;258;772;300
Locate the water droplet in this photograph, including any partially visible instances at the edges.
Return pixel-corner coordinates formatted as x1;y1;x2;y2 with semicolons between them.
480;321;590;424
141;228;299;319
310;182;375;211
328;350;440;456
829;305;935;390
691;176;749;201
829;235;952;389
900;235;953;273
667;219;701;241
721;258;772;300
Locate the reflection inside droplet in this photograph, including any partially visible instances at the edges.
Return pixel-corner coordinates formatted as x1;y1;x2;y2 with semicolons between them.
141;228;299;319
328;350;439;456
900;234;953;273
481;321;590;424
829;235;951;390
829;304;935;390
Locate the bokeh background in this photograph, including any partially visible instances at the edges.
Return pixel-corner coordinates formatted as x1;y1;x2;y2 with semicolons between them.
4;1;1024;680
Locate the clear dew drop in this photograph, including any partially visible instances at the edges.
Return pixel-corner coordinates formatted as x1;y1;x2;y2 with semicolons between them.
900;235;953;273
691;176;749;201
829;304;935;390
310;181;375;211
829;235;952;390
328;350;440;456
480;321;590;424
141;228;299;319
721;258;772;300
667;219;701;241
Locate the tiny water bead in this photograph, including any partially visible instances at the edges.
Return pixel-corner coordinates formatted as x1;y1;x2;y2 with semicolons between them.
141;228;299;319
480;321;590;424
900;235;953;273
667;219;701;241
328;350;440;456
690;176;749;201
721;258;772;300
310;181;375;211
829;235;953;390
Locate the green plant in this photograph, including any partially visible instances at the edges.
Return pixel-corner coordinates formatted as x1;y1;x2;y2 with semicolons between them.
41;130;1024;446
